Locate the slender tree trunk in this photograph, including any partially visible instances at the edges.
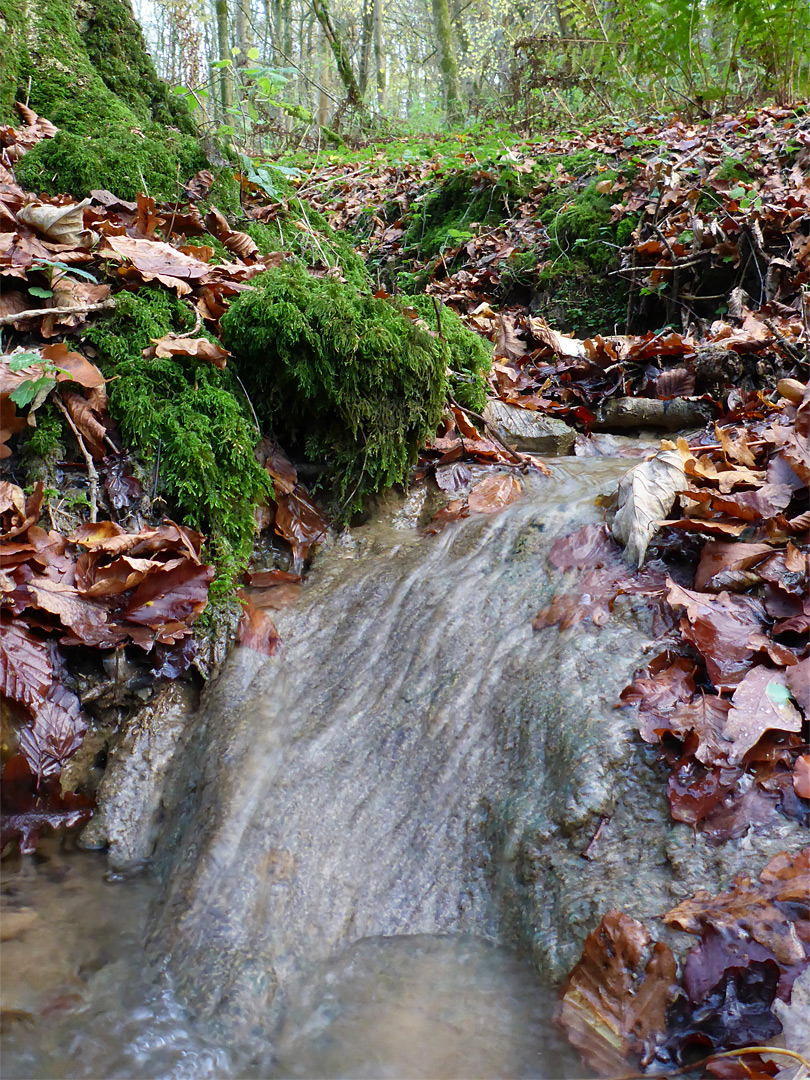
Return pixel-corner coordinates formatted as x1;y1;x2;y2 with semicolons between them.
311;0;363;107
359;0;373;96
431;0;462;123
373;0;385;109
236;0;251;57
215;0;233;110
283;0;293;57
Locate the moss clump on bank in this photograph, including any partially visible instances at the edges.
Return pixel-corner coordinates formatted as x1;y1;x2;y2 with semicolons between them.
244;198;370;290
4;0;206;199
405;294;492;412
83;289;271;596
404;162;537;258
17;128;206;202
539;177;618;272
221;263;448;514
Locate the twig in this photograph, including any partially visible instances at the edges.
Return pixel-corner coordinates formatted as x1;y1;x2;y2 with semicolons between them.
152;438;162;502
0;298;116;326
448;395;525;465
176;304;203;338
53;393;98;523
431;294;444;340
234;373;262;435
764;317;805;363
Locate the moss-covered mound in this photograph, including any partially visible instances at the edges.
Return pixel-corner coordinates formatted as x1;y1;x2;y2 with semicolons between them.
221;264;449;513
244;200;371;291
2;0;206;199
83;290;271;596
405;294;492;412
404;162;536;259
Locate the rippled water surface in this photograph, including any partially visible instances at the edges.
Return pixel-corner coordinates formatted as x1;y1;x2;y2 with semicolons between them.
1;846;586;1079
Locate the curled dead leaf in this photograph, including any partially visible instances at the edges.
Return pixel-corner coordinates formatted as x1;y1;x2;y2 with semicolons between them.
16;198;96;248
611;449;685;567
147;334;230;369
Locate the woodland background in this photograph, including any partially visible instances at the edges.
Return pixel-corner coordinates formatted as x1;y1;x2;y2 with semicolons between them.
131;0;810;144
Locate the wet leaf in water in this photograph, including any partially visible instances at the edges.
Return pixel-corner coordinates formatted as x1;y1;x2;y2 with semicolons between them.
467;474;522;514
723;667;803;765
18;684;86;781
274;487;328;568
0;614;53;709
237;591;280;656
556;910;678;1076
0;753;94;855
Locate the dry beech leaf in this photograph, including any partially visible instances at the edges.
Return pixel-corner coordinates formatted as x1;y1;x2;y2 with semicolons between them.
611;449;685;567
16;198;95;247
61;389;107;459
147;334;230;369
494;314;527;361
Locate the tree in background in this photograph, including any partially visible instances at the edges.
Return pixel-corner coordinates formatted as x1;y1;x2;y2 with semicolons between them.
126;0;809;140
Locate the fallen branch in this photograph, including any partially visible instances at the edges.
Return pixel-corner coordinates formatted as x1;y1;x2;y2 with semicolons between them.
448;395;526;465
0;298;116;326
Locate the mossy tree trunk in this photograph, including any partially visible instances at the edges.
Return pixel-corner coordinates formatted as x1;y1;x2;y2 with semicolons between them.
431;0;463;124
311;0;363;109
1;0;207;200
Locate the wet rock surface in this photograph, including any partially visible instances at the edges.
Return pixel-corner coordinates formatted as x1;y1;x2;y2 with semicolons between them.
133;458;805;1041
80;682;198;870
482;399;576;454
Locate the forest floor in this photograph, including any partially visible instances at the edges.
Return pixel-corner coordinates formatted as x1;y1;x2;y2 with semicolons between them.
1;102;809;1077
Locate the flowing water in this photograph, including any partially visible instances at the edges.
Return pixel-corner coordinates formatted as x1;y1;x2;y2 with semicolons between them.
3;458;656;1078
1;846;586;1078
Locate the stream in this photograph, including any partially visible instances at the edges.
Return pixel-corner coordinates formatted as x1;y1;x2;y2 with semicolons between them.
4;454;797;1078
1;844;585;1078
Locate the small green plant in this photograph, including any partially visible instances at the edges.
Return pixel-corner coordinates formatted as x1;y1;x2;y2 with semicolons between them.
25;259;99;301
6;351;67;410
173;49;303;199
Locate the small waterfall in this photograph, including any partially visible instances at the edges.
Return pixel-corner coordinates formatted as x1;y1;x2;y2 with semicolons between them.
150;457;663;1045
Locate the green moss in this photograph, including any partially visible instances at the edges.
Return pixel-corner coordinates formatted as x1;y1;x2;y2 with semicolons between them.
0;0;25;122
81;0;193;132
204;167;242;217
244;199;370;290
21;402;63;459
540;178;617;272
405;295;492;412
616;214;639;247
16;127;206;201
83;289;271;596
5;0;207;200
221;263;448;515
404;162;537;259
